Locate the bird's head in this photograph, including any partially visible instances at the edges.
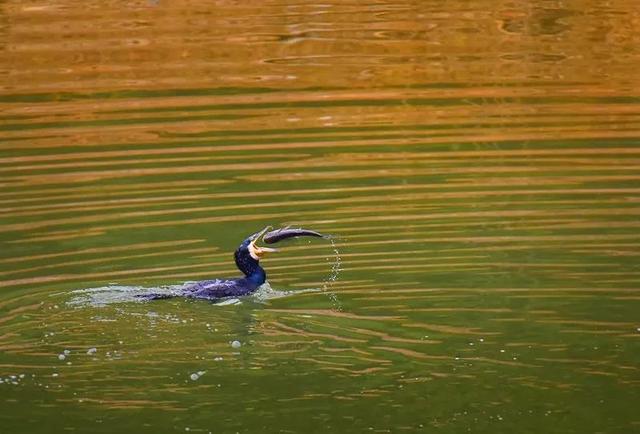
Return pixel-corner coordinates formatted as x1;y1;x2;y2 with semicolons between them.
246;226;279;260
234;227;278;276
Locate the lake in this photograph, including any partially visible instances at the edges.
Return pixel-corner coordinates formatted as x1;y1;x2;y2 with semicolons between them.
1;1;639;433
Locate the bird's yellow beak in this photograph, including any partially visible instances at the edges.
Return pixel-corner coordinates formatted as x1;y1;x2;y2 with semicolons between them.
248;227;278;260
249;241;278;259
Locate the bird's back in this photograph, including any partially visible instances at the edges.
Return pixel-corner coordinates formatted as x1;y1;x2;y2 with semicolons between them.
183;278;258;299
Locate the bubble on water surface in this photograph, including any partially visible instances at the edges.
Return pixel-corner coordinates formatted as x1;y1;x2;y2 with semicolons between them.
190;371;206;381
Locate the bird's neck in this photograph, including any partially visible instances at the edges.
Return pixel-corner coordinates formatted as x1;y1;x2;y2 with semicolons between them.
234;249;267;286
245;267;266;287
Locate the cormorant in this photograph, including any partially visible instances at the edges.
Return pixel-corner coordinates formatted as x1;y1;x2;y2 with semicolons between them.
138;226;327;301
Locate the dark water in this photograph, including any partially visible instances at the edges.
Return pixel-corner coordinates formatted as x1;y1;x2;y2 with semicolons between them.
1;1;640;433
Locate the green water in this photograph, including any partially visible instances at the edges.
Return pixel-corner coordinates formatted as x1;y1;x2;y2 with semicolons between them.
1;1;640;433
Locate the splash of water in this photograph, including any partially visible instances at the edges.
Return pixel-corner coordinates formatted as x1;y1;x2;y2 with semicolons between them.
251;282;319;303
67;284;182;308
321;237;343;311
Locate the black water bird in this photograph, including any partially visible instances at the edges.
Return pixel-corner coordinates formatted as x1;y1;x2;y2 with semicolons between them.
138;226;328;301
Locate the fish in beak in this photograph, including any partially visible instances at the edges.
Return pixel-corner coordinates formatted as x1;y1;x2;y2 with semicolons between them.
263;226;328;244
247;225;330;260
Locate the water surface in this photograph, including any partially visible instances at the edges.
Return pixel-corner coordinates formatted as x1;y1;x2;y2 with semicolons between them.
1;1;640;433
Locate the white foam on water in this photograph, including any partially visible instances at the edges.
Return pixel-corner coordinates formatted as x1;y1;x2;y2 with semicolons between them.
215;298;241;306
67;282;200;308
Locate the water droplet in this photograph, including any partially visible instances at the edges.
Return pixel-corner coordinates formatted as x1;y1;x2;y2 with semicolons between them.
231;340;241;349
321;239;342;310
190;373;199;381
